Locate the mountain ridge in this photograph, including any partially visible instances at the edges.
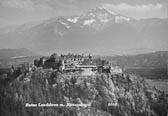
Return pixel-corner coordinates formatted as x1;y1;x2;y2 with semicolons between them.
0;7;168;55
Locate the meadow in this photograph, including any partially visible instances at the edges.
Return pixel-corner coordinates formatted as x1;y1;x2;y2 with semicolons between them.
146;79;168;95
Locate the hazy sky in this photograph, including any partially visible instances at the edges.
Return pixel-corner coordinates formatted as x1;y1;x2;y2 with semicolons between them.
0;0;168;27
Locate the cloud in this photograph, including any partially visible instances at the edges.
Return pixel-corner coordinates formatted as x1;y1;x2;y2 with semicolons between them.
1;0;165;12
101;0;167;5
1;0;72;8
103;3;163;12
1;0;34;9
0;0;99;10
102;3;165;19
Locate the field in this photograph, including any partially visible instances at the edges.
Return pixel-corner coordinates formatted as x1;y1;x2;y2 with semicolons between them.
125;67;168;79
145;79;168;95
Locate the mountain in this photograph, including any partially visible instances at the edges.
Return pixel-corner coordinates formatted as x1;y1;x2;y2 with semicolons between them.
0;7;168;55
0;48;38;59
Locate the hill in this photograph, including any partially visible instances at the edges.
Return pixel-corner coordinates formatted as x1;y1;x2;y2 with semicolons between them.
0;48;38;59
104;51;168;79
0;69;167;116
0;48;40;68
109;51;168;68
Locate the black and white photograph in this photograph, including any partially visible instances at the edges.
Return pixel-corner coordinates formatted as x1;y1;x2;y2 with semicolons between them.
0;0;168;116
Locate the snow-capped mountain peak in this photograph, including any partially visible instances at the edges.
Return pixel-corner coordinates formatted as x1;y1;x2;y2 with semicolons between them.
52;7;131;31
0;7;131;37
81;7;130;23
0;6;167;55
67;17;79;23
83;19;96;26
115;16;130;23
58;20;70;28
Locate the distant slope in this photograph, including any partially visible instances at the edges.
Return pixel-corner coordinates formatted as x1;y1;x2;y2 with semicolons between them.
0;48;40;68
0;48;38;59
105;51;168;79
110;51;168;68
0;56;41;68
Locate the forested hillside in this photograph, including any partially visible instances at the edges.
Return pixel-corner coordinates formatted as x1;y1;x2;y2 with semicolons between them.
0;68;167;116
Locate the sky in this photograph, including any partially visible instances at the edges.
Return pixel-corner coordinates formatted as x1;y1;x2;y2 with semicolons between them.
0;0;168;27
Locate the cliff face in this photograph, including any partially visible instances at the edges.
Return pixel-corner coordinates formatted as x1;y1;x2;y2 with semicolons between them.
0;69;168;116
